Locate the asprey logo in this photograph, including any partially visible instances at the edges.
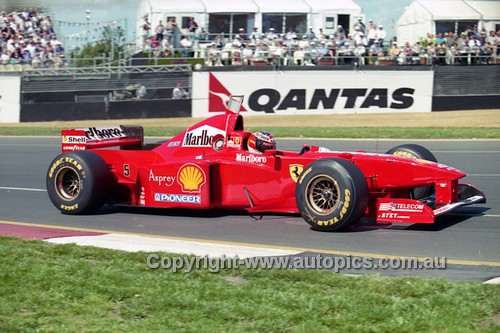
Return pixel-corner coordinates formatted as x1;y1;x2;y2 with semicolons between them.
177;163;206;193
208;73;247;112
183;124;225;147
149;170;175;186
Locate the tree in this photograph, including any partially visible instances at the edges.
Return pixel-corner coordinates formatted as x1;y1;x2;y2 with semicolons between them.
74;25;126;66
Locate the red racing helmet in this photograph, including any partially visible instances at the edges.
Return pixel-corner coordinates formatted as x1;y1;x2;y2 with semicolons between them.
247;131;276;154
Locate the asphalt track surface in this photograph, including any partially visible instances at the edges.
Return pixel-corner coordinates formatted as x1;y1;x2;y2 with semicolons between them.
0;137;499;281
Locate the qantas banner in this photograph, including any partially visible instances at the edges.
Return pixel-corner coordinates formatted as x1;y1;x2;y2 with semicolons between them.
0;76;21;123
192;71;434;117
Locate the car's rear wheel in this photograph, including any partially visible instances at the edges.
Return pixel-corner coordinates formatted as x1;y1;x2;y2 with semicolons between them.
385;144;437;199
295;158;369;231
46;151;111;214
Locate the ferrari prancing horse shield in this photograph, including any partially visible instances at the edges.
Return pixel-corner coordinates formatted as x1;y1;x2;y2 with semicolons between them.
289;164;304;183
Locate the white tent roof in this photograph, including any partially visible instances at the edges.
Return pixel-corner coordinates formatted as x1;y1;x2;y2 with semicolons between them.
146;0;205;13
413;0;481;20
253;0;311;13
304;0;362;13
203;0;258;13
465;1;500;20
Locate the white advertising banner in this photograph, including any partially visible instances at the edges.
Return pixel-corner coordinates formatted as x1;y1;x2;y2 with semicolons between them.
0;76;21;123
192;70;434;117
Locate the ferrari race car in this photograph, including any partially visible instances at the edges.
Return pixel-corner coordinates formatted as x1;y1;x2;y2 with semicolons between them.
46;96;486;231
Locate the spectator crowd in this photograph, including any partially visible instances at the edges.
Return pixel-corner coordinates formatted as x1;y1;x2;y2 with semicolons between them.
0;9;67;69
2;10;499;70
142;17;499;67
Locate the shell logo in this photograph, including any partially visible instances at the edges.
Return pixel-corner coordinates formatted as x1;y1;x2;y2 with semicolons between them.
177;163;206;192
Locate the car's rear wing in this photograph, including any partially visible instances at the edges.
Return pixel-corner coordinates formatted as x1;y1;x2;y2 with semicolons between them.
61;125;144;153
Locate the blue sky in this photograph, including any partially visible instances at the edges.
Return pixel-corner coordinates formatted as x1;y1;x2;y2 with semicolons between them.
42;0;413;48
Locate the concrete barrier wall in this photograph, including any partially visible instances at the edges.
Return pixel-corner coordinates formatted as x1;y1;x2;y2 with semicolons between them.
1;65;498;123
20;99;191;122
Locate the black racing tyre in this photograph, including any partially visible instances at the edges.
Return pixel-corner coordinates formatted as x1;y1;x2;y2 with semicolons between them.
295;158;369;231
385;144;437;199
46;151;111;214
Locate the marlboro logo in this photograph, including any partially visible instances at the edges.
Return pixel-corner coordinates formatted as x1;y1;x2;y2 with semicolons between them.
182;125;225;147
82;126;125;141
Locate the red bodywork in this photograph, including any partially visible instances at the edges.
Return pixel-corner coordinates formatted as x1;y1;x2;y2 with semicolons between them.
61;111;485;225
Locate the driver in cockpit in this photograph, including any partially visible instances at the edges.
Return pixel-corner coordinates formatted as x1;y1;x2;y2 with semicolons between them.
247;131;276;154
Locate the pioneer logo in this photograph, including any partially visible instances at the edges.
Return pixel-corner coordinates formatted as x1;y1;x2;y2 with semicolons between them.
248;88;415;113
182;125;225;147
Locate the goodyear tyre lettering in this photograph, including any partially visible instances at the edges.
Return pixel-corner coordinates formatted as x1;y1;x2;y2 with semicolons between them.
60;203;79;211
393;151;415;158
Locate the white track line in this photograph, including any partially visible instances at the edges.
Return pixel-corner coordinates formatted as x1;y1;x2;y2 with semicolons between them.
451;214;500;218
47;234;300;258
0;186;46;192
484;277;500;284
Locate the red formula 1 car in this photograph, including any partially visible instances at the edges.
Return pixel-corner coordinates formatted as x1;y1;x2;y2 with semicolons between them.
46;96;486;231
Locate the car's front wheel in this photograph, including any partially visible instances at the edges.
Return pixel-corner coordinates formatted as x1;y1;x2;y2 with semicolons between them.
385;144;437;199
295;158;369;231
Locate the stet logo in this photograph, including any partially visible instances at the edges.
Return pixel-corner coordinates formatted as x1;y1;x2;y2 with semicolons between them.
177;163;206;193
289;164;304;183
208;73;247;112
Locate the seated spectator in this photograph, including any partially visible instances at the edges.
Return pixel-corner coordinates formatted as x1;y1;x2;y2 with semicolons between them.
180;35;192;57
253;43;268;63
286;28;297;41
367;23;377;47
172;82;189;99
436;42;447;64
206;42;220;66
317;41;329;60
389;42;401;64
196;27;208;41
232;35;242;48
231;44;242;65
242;43;253;65
161;35;172;57
435;33;445;45
481;42;494;64
298;35;309;50
402;41;414;64
250;27;261;41
468;35;481;64
426;41;436;64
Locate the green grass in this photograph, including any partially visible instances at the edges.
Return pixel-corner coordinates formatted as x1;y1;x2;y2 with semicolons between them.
1;126;499;139
0;237;499;332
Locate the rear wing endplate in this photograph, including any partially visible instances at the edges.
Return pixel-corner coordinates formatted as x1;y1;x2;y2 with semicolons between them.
62;125;143;153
